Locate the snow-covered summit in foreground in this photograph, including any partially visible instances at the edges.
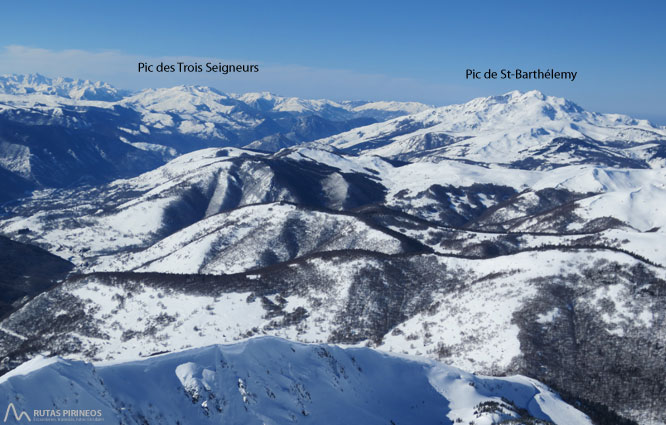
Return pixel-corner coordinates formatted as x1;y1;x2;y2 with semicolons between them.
0;337;590;425
311;90;666;169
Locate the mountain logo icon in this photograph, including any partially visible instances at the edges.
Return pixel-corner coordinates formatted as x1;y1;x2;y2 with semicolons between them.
3;403;31;422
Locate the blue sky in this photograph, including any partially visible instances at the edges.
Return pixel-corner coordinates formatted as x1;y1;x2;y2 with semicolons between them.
1;0;664;123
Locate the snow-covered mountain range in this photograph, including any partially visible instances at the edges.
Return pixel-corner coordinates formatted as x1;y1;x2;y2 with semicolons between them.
0;74;128;101
1;77;665;424
2;146;664;423
233;91;431;121
0;74;429;201
310;90;666;169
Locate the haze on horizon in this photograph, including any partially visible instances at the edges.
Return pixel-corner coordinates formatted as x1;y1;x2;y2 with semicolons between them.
1;0;664;124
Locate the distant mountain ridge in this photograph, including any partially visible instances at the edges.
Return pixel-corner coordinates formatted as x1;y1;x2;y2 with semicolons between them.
0;73;128;101
233;91;431;121
309;90;666;169
0;74;431;202
0;74;431;119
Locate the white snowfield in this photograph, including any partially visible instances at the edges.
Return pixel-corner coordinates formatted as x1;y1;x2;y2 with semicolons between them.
0;337;591;425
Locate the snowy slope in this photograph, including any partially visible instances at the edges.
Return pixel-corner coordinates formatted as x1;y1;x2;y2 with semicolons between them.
2;248;658;366
311;90;666;169
0;337;591;425
120;86;263;139
5;146;666;268
0;147;395;267
91;203;406;274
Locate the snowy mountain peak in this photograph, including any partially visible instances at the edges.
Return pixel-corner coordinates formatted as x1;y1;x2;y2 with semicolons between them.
0;73;127;101
233;91;280;102
504;89;546;100
455;90;587;124
232;91;344;114
312;90;666;168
